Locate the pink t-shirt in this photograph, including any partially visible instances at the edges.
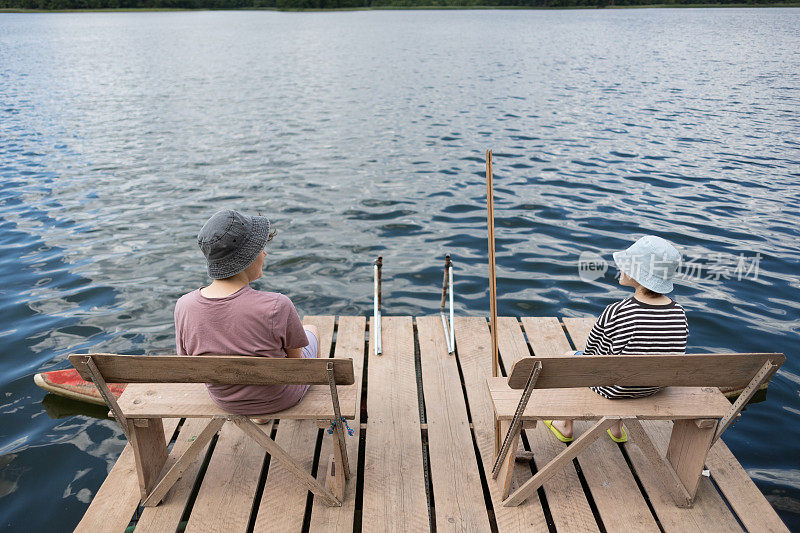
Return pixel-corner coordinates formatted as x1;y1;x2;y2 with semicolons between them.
174;285;311;415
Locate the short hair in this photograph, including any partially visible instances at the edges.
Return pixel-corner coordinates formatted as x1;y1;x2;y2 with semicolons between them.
642;287;663;298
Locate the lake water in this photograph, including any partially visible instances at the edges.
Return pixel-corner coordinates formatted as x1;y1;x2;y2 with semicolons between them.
1;8;799;530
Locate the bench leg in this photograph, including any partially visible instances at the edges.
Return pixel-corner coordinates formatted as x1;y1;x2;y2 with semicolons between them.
142;417;225;507
502;416;614;507
666;419;717;501
496;420;521;499
233;416;342;507
625;418;694;508
129;418;169;501
326;430;348;501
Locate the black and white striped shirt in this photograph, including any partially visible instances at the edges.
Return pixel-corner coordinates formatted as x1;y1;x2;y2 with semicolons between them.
584;296;688;399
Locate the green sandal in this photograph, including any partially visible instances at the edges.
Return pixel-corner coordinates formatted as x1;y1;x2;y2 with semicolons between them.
544;420;574;443
607;427;628;443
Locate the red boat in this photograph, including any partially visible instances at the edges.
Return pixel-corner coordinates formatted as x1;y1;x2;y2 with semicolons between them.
34;368;127;406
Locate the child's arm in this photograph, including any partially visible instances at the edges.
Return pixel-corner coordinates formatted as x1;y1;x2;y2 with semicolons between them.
584;304;615;355
285;346;303;358
284;325;319;358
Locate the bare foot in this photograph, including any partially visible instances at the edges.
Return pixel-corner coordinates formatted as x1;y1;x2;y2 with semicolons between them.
609;420;624;439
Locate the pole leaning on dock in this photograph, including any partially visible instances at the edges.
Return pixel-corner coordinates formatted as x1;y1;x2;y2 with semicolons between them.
486;149;499;379
486;149;501;457
440;254;454;354
374;256;382;356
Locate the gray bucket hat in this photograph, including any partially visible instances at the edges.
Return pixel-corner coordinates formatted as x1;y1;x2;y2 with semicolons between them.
612;235;681;294
197;210;271;279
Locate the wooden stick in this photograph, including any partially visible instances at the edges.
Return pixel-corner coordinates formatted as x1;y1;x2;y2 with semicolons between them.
492;360;542;477
486;149;501;456
712;359;778;446
486;149;498;379
327;362;351;480
84;356;131;441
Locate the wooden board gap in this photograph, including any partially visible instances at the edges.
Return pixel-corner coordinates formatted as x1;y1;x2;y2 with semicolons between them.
353;428;367;533
247;435;274;533
452;340;474;425
469;425;500;533
177;430;221;529
708;470;748;532
526;443;558;533
301;427;325;533
360;326;369;424
421;430;437;532
572;457;608;533
412;320;437;529
412;321;427;425
618;442;665;533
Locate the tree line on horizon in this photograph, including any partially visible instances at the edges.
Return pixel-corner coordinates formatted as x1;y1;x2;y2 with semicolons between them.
1;0;786;11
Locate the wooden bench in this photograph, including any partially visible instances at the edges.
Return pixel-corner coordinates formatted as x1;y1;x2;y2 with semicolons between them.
68;353;357;508
486;352;784;508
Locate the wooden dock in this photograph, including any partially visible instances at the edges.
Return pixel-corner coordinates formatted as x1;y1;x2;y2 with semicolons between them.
74;316;789;532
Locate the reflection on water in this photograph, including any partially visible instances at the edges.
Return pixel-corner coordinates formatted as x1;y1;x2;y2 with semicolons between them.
0;8;799;530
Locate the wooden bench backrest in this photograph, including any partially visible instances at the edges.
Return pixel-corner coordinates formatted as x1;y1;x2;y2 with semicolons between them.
506;353;784;390
68;353;355;386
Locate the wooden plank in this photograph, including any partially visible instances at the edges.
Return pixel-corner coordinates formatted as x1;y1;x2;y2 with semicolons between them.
74;419;180;533
495;317;600;531
184;422;267;533
454;317;549;532
362;316;429;532
253;316;336;532
528;317;659;532
137;418;221;532
69;353;355;386
309;315;367;532
706;440;790;532
417;315;492;531
505;353;784;390
487;381;731;420
117;382;356;420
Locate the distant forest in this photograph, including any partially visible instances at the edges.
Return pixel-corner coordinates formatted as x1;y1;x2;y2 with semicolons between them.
1;0;790;10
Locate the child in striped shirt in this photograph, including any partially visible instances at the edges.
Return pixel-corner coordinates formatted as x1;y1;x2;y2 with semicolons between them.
547;235;687;443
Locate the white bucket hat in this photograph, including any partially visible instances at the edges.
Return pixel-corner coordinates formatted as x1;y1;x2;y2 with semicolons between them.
612;235;681;294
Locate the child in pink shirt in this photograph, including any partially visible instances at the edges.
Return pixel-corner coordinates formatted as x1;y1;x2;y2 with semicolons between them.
174;209;318;415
